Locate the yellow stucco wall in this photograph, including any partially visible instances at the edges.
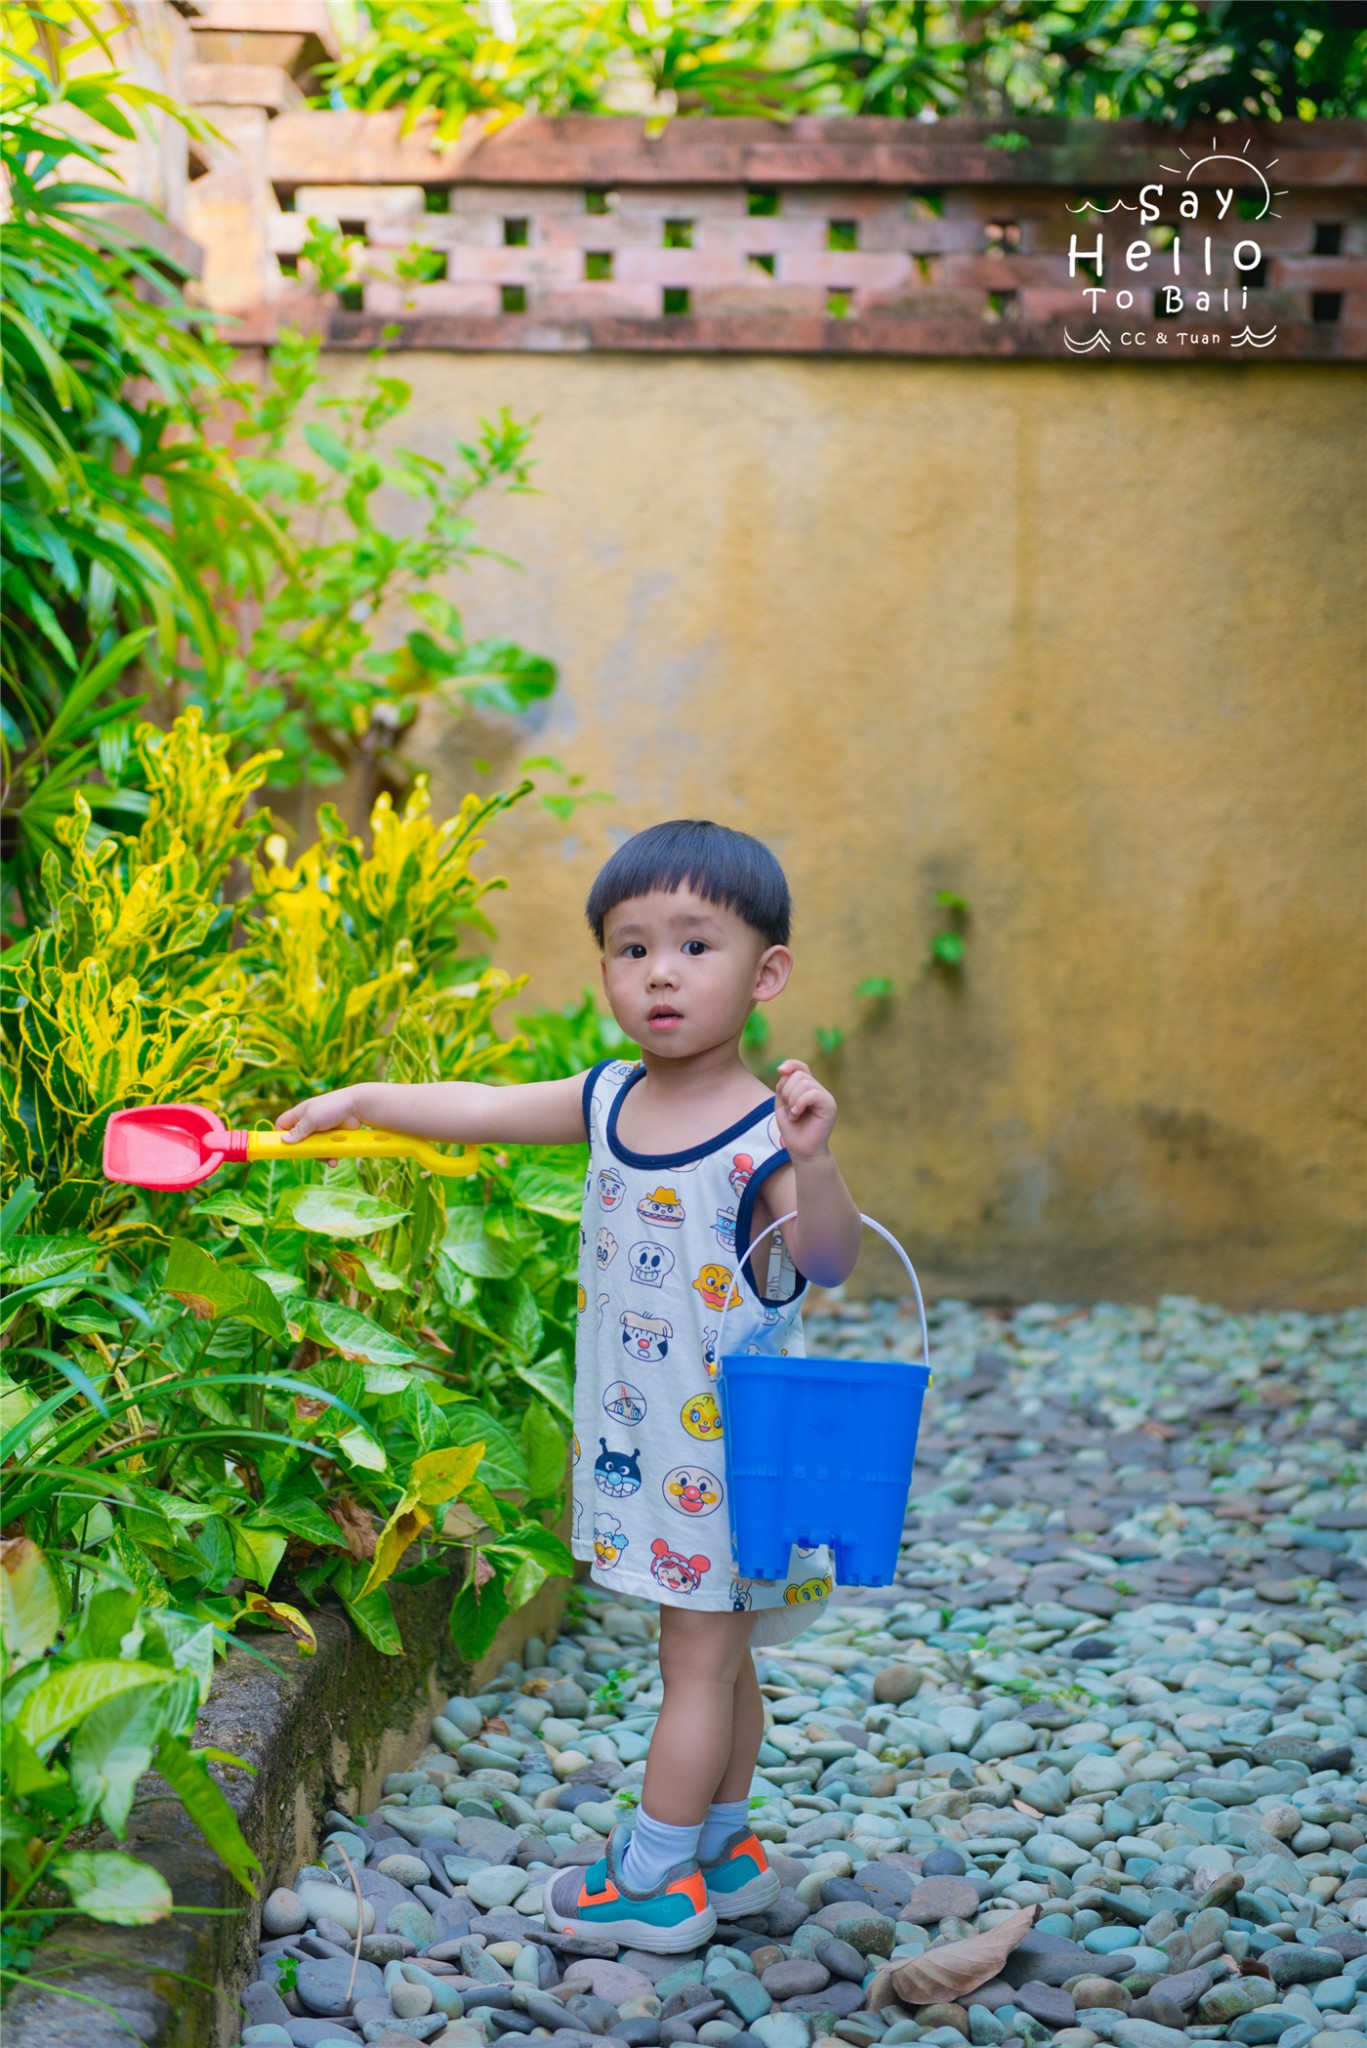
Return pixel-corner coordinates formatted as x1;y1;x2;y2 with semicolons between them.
318;351;1366;1309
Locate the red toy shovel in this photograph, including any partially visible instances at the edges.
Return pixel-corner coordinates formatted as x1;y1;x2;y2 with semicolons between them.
103;1104;478;1193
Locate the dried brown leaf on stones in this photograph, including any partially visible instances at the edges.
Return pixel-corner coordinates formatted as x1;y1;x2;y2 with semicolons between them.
1012;1799;1044;1818
867;1905;1038;2011
326;1492;378;1560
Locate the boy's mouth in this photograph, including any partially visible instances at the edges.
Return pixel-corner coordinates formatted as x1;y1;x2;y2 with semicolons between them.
647;1006;683;1030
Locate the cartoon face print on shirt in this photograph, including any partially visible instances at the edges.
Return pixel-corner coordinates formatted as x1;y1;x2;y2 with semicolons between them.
594;1513;629;1569
728;1153;755;1200
629;1241;675;1289
594;1439;642;1499
603;1379;647;1426
596;1228;618;1272
701;1327;719;1379
680;1389;722;1442
692;1262;741;1312
729;1577;753;1612
637;1185;685;1230
619;1309;671;1364
598;1167;626;1211
713;1206;737;1252
650;1538;709;1593
663;1464;724;1517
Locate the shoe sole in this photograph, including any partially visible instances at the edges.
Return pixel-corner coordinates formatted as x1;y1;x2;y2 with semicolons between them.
704;1868;781;1918
542;1894;717;1954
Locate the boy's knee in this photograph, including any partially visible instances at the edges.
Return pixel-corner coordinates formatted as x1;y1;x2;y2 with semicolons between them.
658;1609;754;1687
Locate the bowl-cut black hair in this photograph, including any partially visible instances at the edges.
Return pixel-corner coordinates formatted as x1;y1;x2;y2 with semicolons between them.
586;820;792;949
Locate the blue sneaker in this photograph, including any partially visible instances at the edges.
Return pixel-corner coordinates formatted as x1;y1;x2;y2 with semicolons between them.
697;1827;781;1918
542;1822;716;1953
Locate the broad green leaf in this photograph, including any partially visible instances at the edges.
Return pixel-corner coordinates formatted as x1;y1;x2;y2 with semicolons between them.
163;1240;288;1342
193;1190;267;1225
520;1402;568;1500
336;1425;386;1472
70;1686;164;1836
0;1234;97;1285
288;1297;417;1367
154;1735;260;1894
18;1660;176;1751
442;1402;528;1494
510;1348;573;1422
251;1266;309;1300
441;1211;521;1278
278;1187;411;1238
304;419;350;472
231;1524;286;1590
0;1536;62;1661
340;1582;401;1656
3;1725;65;1800
509;1163;583;1221
50;1850;174;1925
448;1569;509;1663
65;1586;140;1663
245;1494;344;1550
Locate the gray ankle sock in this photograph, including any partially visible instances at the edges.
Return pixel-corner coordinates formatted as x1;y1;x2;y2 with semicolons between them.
698;1797;750;1864
620;1807;703;1893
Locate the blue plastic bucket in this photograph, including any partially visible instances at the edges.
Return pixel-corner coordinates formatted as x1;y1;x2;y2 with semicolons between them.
716;1212;932;1588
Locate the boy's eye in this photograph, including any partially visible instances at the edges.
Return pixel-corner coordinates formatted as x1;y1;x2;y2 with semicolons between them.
623;943;646;959
682;940;708;957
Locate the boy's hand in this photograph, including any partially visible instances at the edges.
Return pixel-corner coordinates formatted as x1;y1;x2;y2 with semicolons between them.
275;1087;363;1144
773;1059;837;1163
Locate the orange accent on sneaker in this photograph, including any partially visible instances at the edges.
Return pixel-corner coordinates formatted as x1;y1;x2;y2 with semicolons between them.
676;1869;708;1911
727;1833;768;1866
578;1876;621;1908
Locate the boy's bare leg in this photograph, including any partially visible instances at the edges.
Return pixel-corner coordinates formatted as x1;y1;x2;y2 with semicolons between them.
711;1646;765;1803
642;1606;758;1826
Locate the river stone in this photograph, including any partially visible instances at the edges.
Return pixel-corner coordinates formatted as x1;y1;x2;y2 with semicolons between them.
813;1941;866;1985
1266;1949;1346;1987
298;1881;376;1936
1069;1978;1130;2011
1196;1981;1278;2022
467;1865;530;1910
263;1887;309;1936
873;1665;922;1706
1015;1984;1077;2029
900;1879;982;1925
563;1962;660;2006
380;1857;434;1892
297;1955;385;2015
761;1961;831;2000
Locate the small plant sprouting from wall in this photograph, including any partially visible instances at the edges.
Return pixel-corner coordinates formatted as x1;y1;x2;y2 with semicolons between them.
742;888;972;1080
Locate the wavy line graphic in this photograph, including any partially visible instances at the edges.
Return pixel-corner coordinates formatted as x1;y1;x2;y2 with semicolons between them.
1064;329;1111;354
1066;198;1138;214
1231;326;1278;348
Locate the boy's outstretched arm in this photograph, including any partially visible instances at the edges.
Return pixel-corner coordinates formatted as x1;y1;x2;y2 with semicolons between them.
275;1074;590;1150
755;1058;863;1289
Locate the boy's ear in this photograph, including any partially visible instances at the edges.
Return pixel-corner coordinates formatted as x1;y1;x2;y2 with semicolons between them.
753;945;792;1002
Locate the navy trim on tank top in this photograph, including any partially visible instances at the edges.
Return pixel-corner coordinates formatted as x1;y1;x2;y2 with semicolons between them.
734;1151;808;1311
580;1058;615;1143
605;1063;774;1170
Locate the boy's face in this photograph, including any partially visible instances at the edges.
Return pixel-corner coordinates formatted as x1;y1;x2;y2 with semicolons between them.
599;885;791;1059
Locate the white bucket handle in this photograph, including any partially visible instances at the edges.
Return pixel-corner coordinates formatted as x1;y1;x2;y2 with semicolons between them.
714;1209;931;1381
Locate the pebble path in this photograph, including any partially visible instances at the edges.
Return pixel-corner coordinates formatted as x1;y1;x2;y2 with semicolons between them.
236;1294;1367;2048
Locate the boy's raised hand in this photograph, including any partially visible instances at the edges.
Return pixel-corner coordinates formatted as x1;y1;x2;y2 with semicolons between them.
773;1058;837;1162
275;1087;363;1144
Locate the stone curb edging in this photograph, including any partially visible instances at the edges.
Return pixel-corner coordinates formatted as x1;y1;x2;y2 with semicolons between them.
4;1559;574;2047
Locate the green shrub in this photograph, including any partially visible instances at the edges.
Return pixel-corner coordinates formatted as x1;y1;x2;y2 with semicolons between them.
0;709;582;1934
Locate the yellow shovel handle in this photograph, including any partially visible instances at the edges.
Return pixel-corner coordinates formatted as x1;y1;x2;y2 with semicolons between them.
246;1130;480;1178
